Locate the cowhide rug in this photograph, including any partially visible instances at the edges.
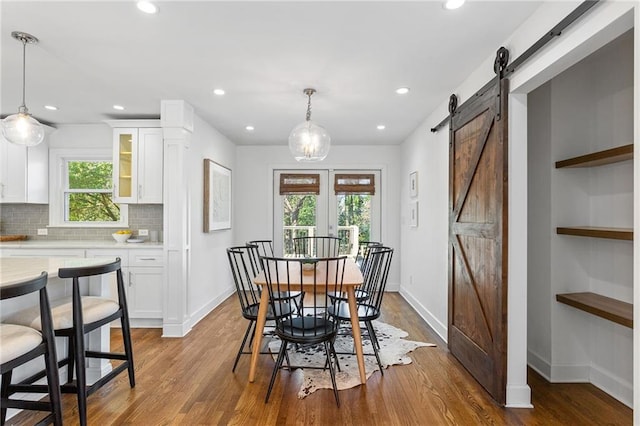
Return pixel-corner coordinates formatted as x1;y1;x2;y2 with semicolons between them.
267;320;435;398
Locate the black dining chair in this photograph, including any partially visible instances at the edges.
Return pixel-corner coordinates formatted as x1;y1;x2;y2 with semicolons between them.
261;255;347;407
247;240;304;314
1;272;62;426
5;258;135;426
227;246;293;372
293;235;342;258
328;246;394;373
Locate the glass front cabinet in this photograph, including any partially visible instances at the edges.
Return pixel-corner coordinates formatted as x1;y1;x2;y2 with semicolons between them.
112;126;163;204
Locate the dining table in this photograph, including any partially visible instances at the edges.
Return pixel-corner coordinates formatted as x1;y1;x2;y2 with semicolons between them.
249;257;367;384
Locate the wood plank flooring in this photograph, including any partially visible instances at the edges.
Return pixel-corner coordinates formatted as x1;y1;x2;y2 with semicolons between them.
10;293;632;425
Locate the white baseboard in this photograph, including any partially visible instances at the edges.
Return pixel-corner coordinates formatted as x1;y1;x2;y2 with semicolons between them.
590;364;632;408
162;319;192;337
189;286;235;329
398;288;447;343
505;384;533;408
527;349;551;380
549;363;590;383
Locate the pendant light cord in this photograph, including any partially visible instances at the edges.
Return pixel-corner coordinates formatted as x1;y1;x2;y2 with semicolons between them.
19;36;28;113
305;91;312;122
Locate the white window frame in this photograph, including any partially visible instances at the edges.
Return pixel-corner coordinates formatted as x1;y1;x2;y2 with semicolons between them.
49;148;128;228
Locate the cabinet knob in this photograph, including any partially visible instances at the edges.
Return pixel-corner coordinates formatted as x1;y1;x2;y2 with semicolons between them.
129;271;133;287
138;184;143;199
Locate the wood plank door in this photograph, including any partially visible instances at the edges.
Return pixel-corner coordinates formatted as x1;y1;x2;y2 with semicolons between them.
448;79;508;404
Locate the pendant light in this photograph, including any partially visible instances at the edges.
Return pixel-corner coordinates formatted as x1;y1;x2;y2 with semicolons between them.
288;88;330;162
2;31;44;146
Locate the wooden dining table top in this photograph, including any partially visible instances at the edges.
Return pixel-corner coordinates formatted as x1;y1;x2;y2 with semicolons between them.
252;257;363;287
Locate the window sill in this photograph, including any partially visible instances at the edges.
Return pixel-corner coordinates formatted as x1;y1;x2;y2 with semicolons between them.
46;223;129;229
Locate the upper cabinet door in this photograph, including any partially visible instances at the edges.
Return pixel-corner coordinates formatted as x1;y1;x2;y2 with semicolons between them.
0;136;48;204
113;128;139;204
137;128;163;204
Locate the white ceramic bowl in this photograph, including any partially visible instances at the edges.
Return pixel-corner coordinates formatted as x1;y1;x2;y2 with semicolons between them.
112;233;131;243
302;262;316;271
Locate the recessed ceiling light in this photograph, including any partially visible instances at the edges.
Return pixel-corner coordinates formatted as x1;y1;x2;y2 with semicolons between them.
377;125;386;130
44;105;58;111
245;125;255;131
443;0;465;10
213;89;225;96
137;1;158;14
113;105;125;111
395;87;410;95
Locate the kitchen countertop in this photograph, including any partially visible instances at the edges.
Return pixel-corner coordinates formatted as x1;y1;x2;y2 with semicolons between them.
0;240;164;250
1;257;115;286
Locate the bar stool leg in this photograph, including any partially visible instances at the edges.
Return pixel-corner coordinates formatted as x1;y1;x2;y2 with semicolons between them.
72;283;88;426
1;371;12;425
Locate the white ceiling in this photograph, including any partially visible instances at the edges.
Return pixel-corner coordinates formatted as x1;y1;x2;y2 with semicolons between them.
1;1;543;146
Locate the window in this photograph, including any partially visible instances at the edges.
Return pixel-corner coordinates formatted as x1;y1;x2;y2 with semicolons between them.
50;149;128;227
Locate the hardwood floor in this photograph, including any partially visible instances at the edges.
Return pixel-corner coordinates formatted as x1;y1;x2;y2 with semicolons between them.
10;293;632;425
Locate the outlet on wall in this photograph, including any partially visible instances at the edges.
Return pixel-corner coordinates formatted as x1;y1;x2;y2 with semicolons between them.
138;229;149;236
37;228;48;236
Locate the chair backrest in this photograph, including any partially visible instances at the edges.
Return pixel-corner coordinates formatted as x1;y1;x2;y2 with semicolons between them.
359;246;394;311
1;271;48;300
227;245;262;314
356;241;382;276
246;240;274;273
293;236;342;258
58;258;128;318
261;255;347;339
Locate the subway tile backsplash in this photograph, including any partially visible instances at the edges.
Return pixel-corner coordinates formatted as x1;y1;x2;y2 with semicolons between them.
0;204;163;240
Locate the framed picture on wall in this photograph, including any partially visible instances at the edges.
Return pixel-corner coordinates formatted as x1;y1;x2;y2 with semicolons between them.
410;200;418;227
203;159;232;232
409;171;418;198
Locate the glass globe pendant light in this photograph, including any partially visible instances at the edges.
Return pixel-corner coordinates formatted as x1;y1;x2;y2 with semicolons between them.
288;88;330;162
2;31;44;146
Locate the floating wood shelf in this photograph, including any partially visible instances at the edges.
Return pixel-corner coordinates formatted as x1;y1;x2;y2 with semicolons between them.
556;226;633;240
556;292;633;328
555;144;633;168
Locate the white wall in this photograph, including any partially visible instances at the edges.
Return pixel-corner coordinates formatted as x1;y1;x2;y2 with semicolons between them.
48;123;112;149
234;144;401;290
399;0;637;409
187;114;236;326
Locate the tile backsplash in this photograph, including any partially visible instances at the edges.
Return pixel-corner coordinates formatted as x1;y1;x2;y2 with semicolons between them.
0;204;163;240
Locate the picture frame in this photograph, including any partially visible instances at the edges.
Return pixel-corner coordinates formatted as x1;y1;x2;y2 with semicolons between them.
410;200;418;228
409;171;418;198
203;159;232;232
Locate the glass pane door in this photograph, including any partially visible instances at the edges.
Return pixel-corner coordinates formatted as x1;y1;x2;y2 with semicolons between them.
273;170;328;256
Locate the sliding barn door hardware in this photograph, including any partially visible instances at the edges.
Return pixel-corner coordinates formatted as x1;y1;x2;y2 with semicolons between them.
430;0;600;133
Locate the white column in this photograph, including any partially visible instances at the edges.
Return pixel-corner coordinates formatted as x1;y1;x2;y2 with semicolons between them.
161;100;194;337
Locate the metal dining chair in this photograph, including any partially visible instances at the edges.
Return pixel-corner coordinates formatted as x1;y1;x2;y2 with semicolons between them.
293;235;342;258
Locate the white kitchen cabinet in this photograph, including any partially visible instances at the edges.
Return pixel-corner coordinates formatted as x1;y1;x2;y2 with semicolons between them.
112;125;163;204
0;135;48;203
82;248;164;326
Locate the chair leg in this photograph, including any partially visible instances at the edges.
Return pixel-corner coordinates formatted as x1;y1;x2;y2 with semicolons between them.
66;337;75;384
365;321;384;375
233;320;254;372
43;341;63;426
1;371;12;425
324;341;340;407
329;339;341;372
73;332;88;426
119;310;136;388
265;341;288;403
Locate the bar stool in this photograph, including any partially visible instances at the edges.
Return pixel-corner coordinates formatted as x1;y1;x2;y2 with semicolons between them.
6;258;135;426
1;272;62;426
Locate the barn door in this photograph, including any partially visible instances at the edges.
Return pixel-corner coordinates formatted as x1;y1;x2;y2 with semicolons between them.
448;77;508;404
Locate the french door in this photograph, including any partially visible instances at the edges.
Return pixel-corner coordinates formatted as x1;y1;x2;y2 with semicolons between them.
273;169;380;257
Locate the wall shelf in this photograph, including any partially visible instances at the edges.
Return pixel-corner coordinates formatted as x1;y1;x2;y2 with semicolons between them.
556;226;633;241
555;144;633;168
556;292;633;328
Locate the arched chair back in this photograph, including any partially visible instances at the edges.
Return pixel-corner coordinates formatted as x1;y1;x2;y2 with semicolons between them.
293;235;342;258
246;240;274;274
356;241;383;277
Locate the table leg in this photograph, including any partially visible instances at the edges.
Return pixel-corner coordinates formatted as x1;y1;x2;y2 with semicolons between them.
347;286;366;384
248;289;270;382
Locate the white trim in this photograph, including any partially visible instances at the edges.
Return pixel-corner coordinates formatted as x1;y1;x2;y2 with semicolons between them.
48;148;128;228
399;288;448;343
189;286;235;330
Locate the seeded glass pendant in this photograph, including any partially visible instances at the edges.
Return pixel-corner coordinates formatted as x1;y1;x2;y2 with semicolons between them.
288;88;330;162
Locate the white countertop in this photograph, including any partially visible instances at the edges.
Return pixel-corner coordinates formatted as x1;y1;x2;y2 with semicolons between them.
0;240;164;250
0;257;116;286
